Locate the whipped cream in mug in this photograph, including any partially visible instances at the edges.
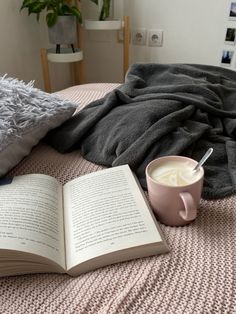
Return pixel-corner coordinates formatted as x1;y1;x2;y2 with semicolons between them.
150;160;201;187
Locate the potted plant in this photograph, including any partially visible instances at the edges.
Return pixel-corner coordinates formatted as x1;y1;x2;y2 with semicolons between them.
20;0;116;48
89;0;111;21
20;0;82;52
84;0;122;30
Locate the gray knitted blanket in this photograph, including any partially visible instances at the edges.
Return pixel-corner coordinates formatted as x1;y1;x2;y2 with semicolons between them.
46;63;236;199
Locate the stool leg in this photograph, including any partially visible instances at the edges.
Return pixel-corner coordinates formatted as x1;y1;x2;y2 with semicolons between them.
40;48;51;93
56;44;60;53
71;44;75;53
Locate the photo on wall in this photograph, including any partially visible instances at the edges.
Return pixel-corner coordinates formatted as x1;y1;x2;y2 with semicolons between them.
229;2;236;20
221;50;234;66
225;28;236;44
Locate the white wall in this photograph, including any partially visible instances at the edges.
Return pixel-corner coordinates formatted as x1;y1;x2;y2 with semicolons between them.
0;0;71;91
0;0;124;88
84;0;235;82
1;1;235;88
81;0;124;83
125;0;230;66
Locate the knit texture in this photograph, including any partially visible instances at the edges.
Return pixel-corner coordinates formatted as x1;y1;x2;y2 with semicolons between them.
1;83;236;314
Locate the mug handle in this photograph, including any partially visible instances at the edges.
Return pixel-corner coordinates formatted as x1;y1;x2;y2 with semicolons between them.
179;192;197;221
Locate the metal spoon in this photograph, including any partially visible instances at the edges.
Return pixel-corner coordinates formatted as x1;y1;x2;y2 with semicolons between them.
193;148;213;172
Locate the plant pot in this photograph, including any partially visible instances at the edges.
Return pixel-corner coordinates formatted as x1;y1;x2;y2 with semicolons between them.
48;16;77;45
84;19;122;30
47;48;83;63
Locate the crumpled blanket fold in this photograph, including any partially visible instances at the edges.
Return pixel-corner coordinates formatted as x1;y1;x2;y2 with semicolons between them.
46;63;236;199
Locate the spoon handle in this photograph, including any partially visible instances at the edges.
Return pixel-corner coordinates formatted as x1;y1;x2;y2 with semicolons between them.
193;148;213;171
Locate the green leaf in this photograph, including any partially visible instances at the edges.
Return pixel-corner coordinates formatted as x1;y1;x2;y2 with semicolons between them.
99;0;111;20
30;3;46;13
20;0;34;10
60;4;71;15
46;11;57;27
20;0;82;24
69;6;82;23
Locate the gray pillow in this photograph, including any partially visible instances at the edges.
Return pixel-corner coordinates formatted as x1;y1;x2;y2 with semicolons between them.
0;75;77;176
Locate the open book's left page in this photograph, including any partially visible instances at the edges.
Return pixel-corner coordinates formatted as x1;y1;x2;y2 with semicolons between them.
0;174;65;269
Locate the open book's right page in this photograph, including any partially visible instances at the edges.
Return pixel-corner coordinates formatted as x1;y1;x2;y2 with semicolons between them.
63;165;167;271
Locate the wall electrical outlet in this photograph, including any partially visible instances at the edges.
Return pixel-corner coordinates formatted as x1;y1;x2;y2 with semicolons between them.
132;28;147;46
148;29;163;47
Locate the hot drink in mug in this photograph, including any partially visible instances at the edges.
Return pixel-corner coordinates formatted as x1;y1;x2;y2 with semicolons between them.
146;156;204;226
150;160;202;187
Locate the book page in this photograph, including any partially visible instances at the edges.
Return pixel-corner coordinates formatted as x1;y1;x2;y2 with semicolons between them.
0;174;65;268
63;165;162;270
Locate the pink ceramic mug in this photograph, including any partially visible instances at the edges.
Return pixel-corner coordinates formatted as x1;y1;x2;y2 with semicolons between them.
146;156;204;226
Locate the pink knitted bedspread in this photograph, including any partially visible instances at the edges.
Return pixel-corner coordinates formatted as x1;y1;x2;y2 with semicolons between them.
1;84;236;314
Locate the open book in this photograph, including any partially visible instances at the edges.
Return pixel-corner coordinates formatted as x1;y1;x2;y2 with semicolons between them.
0;165;169;277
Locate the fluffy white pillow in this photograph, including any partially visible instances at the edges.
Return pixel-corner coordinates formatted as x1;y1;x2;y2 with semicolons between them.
0;75;77;176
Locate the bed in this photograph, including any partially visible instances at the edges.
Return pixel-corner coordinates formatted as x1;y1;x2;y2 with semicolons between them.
1;66;236;313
